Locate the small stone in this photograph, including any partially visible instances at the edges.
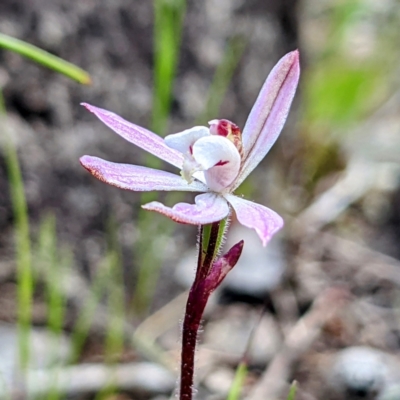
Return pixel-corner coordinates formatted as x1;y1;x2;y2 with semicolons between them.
0;323;72;387
324;346;400;399
204;367;235;395
203;304;281;366
222;225;286;298
380;384;400;400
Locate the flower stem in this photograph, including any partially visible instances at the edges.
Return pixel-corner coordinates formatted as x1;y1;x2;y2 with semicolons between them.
180;221;222;399
180;284;208;400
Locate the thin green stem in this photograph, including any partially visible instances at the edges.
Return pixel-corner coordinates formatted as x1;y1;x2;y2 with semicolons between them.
200;222;221;278
152;0;186;135
0;33;91;84
132;0;186;315
0;90;33;370
69;261;112;364
197;35;247;125
286;381;298;400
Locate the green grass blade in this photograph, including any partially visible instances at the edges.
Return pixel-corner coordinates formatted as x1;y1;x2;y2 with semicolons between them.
94;256;125;399
104;218;125;364
93;253;123;400
46;247;70;340
68;261;112;364
45;247;72;400
227;361;248;400
36;213;66;337
131;208;175;315
286;381;298;400
197;35;247;125
132;0;187;315
0;33;91;85
152;0;186;136
92;218;125;400
0;90;33;370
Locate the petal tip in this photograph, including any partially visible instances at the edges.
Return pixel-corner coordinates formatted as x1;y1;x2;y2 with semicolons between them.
279;49;300;77
285;49;300;64
260;218;284;247
81;102;100;115
79;155;97;174
79;156;104;180
80;102;91;110
79;155;92;167
284;50;300;78
288;50;300;81
291;49;300;72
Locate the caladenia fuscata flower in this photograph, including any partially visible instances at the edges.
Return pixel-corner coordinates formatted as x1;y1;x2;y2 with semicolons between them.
80;50;300;247
80;50;300;400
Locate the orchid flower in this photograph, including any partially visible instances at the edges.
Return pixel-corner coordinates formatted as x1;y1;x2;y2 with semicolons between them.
80;50;300;246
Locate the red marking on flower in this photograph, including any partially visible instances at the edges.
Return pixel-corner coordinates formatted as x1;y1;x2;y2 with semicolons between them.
213;119;241;138
210;119;243;158
211;119;244;159
215;160;229;166
216;120;230;137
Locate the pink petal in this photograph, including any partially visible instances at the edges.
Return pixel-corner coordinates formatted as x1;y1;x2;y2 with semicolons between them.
80;155;207;192
82;103;184;169
193;136;241;192
142;193;230;225
233;50;300;190
225;194;283;246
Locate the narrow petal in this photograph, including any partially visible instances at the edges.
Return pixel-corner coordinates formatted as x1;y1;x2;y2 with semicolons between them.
164;126;210;154
233;50;300;190
80;155;207;192
225;194;283;246
82;103;184;169
142;193;230;225
192;136;241;192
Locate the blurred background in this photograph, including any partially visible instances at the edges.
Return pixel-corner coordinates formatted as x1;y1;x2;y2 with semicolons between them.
1;0;400;399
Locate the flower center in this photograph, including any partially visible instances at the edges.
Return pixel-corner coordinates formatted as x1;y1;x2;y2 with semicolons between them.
164;122;243;192
209;119;244;158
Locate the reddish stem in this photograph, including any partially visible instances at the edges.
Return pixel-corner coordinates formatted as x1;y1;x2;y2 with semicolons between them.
179;284;208;400
179;221;220;400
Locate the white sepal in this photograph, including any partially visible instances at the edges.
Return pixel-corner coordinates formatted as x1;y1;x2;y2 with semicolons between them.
165;126;210;154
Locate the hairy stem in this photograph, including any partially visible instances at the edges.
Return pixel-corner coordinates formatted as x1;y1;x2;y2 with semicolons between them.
179;221;222;399
179;285;208;400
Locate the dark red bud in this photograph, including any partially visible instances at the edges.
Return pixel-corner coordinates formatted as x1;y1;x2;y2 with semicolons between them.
203;240;244;293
